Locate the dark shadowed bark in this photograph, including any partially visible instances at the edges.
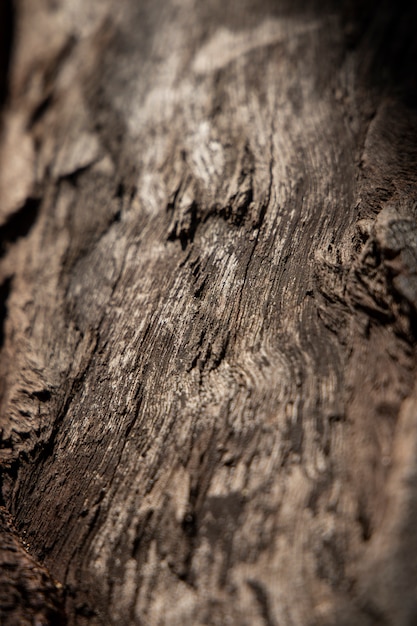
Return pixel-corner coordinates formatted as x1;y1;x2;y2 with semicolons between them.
1;1;417;624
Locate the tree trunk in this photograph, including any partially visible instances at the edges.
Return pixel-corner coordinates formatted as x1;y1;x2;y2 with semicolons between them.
1;1;417;624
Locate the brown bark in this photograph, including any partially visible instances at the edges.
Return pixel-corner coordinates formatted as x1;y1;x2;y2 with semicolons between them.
1;1;417;625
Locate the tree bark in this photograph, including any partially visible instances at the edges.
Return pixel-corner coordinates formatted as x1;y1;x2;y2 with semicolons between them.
1;1;417;624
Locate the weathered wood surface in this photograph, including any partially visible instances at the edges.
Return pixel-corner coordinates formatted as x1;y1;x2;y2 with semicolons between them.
0;506;66;626
1;1;417;624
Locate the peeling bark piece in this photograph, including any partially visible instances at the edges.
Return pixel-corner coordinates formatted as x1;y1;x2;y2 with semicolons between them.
374;206;417;314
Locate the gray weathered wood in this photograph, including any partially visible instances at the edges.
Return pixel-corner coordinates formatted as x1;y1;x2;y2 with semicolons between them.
1;1;417;624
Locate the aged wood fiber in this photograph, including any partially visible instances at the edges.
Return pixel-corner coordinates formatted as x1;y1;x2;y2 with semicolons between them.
1;0;417;624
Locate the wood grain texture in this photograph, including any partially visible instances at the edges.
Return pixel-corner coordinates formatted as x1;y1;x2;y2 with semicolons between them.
0;506;66;626
1;1;417;624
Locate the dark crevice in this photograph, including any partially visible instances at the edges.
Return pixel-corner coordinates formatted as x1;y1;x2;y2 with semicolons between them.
167;200;199;250
181;511;197;539
0;0;14;112
247;579;279;626
115;182;125;198
357;503;372;542
43;35;77;90
366;0;417;107
32;389;52;403
27;94;54;129
59;163;96;187
0;276;12;349
0;198;41;257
